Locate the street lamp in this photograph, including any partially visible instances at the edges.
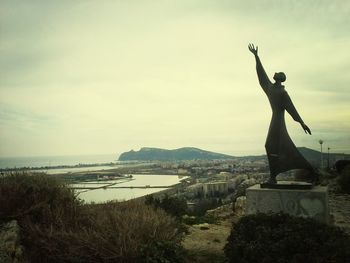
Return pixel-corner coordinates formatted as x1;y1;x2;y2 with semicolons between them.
319;140;324;168
327;147;330;169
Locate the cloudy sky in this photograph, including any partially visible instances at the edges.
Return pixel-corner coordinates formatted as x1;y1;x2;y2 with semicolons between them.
1;0;349;157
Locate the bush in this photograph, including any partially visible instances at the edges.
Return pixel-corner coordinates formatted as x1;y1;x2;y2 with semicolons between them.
224;213;350;263
338;164;350;193
182;214;216;225
0;173;185;263
140;240;185;263
25;201;184;263
0;172;81;226
335;160;350;173
188;198;220;217
145;195;188;218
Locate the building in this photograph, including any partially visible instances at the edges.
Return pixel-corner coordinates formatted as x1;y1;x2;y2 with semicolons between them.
203;181;228;197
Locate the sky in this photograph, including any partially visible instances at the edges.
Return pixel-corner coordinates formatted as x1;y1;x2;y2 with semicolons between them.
0;0;349;157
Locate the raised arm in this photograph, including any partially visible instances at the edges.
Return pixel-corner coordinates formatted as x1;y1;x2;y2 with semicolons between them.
248;43;272;93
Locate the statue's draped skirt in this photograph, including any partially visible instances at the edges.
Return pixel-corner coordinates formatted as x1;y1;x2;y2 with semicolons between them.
265;88;312;176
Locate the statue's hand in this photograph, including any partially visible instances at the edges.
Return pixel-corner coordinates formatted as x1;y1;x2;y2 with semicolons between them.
301;123;312;135
248;43;258;56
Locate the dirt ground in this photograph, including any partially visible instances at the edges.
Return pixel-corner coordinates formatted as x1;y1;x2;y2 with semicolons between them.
182;204;241;263
183;220;231;263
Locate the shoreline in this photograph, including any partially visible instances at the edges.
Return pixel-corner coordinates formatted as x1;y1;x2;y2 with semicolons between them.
0;161;145;171
0;161;156;174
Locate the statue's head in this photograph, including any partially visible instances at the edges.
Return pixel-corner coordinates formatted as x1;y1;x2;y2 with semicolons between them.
273;72;286;83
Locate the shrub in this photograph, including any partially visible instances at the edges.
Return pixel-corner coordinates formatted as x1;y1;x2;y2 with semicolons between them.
25;201;184;263
335;160;350;173
0;172;81;226
182;214;216;225
188;198;220;217
140;240;185;263
338;164;350;193
145;195;188;218
224;213;350;263
0;173;185;263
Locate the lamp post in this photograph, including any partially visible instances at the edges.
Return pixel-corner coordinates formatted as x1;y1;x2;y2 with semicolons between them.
319;140;324;168
327;147;330;169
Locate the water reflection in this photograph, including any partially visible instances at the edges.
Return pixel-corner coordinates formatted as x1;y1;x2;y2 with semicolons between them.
74;174;187;203
78;188;168;203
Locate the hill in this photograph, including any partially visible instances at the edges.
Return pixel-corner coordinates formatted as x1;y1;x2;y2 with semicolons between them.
118;147;234;161
298;147;349;166
236;147;348;167
118;146;349;165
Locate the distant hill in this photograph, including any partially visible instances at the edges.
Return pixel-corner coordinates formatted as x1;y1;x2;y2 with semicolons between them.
237;147;348;167
118;146;349;165
118;147;234;161
298;147;349;167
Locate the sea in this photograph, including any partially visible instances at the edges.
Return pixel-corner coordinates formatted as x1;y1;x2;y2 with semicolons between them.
0;153;118;169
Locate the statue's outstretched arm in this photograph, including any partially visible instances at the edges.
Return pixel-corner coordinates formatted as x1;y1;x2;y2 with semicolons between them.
284;92;312;135
248;44;272;93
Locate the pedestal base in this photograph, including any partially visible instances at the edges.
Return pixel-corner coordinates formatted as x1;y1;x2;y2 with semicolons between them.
260;181;313;190
246;183;329;223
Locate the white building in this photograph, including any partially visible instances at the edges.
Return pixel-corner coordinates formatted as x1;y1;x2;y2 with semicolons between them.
203;181;228;197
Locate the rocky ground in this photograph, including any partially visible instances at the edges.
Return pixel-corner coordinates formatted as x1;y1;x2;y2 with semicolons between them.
329;193;350;234
324;172;350;234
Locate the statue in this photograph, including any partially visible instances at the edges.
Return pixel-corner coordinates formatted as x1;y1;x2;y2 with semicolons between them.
248;43;314;184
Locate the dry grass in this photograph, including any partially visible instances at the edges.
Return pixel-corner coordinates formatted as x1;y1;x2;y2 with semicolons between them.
0;172;81;226
182;206;239;263
0;172;184;263
25;201;183;263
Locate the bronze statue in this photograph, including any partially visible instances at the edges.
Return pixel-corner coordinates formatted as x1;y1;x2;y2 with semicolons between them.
248;43;314;184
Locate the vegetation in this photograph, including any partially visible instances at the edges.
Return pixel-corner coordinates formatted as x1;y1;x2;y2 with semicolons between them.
335;160;350;173
189;198;223;217
224;213;350;263
0;173;185;263
0;172;81;226
145;194;222;226
338;164;350;194
145;195;188;218
182;214;216;225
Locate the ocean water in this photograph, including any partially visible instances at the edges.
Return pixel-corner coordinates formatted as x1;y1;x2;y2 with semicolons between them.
0;154;119;169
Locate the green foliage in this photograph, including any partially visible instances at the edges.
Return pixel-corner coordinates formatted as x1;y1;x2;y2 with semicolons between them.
0;173;185;263
140;241;186;263
145;195;188;218
0;172;81;226
224;213;350;263
338;164;350;193
189;198;220;217
182;214;216;225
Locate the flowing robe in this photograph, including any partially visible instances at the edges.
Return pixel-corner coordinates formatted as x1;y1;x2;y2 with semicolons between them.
255;56;313;177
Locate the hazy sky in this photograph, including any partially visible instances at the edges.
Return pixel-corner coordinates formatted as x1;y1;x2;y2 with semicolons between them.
1;0;349;157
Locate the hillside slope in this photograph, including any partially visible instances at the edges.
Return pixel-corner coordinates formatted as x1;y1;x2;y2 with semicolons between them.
118;147;233;161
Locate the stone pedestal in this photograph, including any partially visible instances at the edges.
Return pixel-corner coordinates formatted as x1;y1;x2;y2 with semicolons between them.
246;183;329;223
